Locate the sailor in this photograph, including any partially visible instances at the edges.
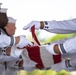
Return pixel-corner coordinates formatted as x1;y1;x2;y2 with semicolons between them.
0;8;33;48
23;19;76;54
0;16;32;75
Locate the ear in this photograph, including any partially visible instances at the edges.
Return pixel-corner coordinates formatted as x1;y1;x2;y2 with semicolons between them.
4;24;8;30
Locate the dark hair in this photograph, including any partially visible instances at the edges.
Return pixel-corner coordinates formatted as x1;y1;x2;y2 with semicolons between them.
0;12;8;28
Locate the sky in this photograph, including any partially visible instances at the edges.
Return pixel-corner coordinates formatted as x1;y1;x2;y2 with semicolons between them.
0;0;76;40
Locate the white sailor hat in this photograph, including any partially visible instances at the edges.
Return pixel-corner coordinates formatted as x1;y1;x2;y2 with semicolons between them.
8;17;16;23
0;8;7;13
0;3;2;8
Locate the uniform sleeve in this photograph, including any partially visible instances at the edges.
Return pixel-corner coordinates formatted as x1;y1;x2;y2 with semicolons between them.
0;34;15;48
58;36;76;54
43;18;76;34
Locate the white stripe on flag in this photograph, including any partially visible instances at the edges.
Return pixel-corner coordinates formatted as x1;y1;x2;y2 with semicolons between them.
40;45;54;68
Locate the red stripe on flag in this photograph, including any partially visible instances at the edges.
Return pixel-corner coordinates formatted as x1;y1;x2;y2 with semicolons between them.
26;46;44;69
53;54;62;64
31;25;41;46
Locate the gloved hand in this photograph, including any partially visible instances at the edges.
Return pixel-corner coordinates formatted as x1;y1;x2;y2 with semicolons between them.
69;56;76;67
16;35;33;48
45;44;58;55
23;21;40;30
51;59;72;72
10;46;24;57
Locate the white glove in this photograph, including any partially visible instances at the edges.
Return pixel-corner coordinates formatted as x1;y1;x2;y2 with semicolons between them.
51;59;72;72
45;44;58;55
10;46;24;57
70;56;76;67
23;21;40;30
16;35;33;48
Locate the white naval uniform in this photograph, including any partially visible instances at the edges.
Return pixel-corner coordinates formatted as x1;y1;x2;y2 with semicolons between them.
0;29;15;48
0;15;17;75
43;19;76;54
42;19;76;71
0;29;16;75
49;39;76;71
43;18;76;34
0;29;23;75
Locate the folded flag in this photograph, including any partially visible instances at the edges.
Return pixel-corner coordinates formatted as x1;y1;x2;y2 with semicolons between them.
25;25;62;69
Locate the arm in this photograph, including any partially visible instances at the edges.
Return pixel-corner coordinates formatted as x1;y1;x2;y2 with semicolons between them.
7;55;35;72
0;34;33;48
51;56;76;72
40;18;76;33
46;36;76;55
23;18;76;34
0;46;24;62
6;46;24;57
